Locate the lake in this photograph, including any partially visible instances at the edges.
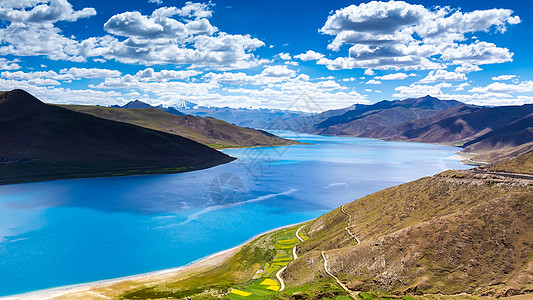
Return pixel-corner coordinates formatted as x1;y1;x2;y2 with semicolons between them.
0;132;471;296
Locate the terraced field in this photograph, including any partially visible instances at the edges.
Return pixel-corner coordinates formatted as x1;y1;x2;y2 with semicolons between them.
227;227;301;299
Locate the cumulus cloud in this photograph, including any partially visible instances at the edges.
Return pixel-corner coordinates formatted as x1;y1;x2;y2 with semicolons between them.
1;67;121;84
492;74;517;81
278;53;291;60
419;69;467;83
294;50;325;61
0;58;20;70
202;65;297;86
366;79;381;84
0;1;96;62
470;81;533;93
375;72;414;80
59;67;121;79
0;1;265;69
318;1;519;71
0;0;96;23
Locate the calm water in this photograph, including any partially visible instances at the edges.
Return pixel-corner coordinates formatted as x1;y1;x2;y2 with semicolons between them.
0;132;470;296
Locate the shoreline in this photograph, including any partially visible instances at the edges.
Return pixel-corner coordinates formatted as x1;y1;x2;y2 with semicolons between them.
2;220;311;299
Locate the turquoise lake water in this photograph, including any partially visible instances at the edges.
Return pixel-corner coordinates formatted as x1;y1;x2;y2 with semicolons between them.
0;132;471;296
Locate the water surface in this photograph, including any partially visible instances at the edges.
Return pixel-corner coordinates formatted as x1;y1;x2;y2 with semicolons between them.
0;132;470;296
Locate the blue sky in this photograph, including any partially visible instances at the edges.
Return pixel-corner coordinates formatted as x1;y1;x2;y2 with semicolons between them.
0;0;532;111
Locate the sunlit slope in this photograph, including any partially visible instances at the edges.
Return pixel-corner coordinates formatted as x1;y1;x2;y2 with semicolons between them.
286;153;533;298
61;104;299;149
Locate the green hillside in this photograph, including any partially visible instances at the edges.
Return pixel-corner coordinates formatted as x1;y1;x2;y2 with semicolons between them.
60;104;299;149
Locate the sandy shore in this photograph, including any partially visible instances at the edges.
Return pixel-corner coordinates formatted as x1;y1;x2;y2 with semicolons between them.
2;221;309;300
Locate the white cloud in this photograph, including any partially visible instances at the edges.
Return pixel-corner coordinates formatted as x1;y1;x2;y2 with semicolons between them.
454;64;482;73
1;67;122;83
492;74;517;81
294;50;325;61
148;0;163;5
470;81;533;93
0;1;265;69
364;69;375;76
59;67;121;79
201;65;297;86
0;0;96;23
455;82;470;91
0;58;20;70
318;1;519;71
366;79;381;85
419;69;467;83
278;53;291;60
375;72;413;80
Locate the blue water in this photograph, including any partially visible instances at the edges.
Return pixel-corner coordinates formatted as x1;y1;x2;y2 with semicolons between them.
0;132;471;296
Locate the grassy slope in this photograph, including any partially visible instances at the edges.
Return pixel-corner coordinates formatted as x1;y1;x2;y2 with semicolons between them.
60;105;299;149
488;151;533;175
286;162;533;298
0;90;234;185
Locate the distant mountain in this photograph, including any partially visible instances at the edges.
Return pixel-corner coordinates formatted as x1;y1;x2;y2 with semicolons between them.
0;89;234;185
61;105;300;149
366;104;481;142
112;100;185;116
179;106;312;129
312;95;463;136
293;96;533;163
362;103;533;162
173;98;197;109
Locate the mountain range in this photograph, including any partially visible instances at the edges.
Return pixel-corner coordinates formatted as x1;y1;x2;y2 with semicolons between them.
175;95;532;163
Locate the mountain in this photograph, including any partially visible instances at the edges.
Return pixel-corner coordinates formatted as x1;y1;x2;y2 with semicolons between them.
60;104;300;149
312;96;463;136
366;104;482;143
462;113;533;153
179;106;312;129
0;89;234;185
173;98;197;109
113;100;185;116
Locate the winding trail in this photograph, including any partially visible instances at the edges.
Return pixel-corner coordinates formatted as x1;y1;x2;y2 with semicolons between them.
472;170;533;181
317;204;362;298
341;204;360;245
276;224;307;292
321;251;356;298
295;224;306;242
276;266;287;292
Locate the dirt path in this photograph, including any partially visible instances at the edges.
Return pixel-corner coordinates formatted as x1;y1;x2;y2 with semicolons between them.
321;251;357;299
341;204;360;245
277;224;307;292
473;170;533;181
295;224;306;242
276;266;287;292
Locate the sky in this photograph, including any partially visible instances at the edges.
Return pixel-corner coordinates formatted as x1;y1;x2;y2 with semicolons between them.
0;0;532;112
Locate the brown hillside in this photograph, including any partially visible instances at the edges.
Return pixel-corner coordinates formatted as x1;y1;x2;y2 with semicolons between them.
285;164;533;297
